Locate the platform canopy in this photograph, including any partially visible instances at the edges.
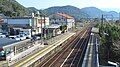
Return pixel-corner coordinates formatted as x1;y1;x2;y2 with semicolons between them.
45;24;61;29
91;27;99;33
0;38;18;48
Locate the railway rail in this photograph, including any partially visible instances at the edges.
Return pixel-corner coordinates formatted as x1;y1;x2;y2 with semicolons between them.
39;27;91;67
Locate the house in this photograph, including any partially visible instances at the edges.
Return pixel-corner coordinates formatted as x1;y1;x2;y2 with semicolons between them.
49;13;75;31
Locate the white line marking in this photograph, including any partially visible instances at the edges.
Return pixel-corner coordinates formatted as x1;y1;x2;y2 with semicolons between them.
75;34;89;67
40;34;75;67
48;32;83;67
60;30;87;67
69;37;86;67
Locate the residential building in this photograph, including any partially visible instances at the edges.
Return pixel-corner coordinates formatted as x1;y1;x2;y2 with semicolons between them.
49;13;75;31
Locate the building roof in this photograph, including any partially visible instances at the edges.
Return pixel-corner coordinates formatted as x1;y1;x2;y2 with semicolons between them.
0;38;18;47
57;13;74;19
6;17;33;19
91;27;99;33
6;16;49;19
46;24;61;29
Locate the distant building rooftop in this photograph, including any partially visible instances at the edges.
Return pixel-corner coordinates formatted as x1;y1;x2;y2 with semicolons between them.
57;13;74;19
6;17;33;19
5;16;49;19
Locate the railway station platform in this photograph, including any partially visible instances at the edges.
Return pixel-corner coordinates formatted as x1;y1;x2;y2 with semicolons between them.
11;32;75;67
82;33;99;67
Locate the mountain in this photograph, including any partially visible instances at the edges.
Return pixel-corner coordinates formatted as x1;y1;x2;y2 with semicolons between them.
0;0;29;17
44;5;89;20
27;7;38;13
105;11;119;18
80;7;119;18
43;6;119;20
80;7;104;18
1;0;118;20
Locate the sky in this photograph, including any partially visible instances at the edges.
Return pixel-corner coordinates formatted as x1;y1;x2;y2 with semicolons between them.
17;0;120;12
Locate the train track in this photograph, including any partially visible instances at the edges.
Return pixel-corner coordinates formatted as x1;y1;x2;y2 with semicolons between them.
39;28;91;67
61;29;91;67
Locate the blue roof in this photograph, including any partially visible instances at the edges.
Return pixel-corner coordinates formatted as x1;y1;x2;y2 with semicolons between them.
0;38;18;47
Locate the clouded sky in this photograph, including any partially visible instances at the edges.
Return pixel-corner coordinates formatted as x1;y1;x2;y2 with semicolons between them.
17;0;120;12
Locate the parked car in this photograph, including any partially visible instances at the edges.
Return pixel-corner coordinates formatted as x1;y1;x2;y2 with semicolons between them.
20;32;31;39
9;35;21;40
2;32;9;37
14;35;21;41
19;29;31;39
19;35;26;40
9;35;17;39
36;36;40;40
0;34;6;38
9;35;20;41
9;35;26;41
44;42;48;45
24;33;31;39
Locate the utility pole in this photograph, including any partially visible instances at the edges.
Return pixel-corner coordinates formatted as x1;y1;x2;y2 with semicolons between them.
101;14;104;25
40;13;43;44
43;14;46;40
119;12;120;23
111;14;113;23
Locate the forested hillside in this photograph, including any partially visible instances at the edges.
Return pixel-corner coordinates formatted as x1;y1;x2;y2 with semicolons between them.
0;0;29;17
43;5;89;20
96;23;120;65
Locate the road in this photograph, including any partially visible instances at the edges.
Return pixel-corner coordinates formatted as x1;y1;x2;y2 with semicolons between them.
39;27;91;67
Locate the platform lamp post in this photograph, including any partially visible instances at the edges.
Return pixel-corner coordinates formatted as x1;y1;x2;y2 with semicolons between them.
101;14;104;25
40;12;47;42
